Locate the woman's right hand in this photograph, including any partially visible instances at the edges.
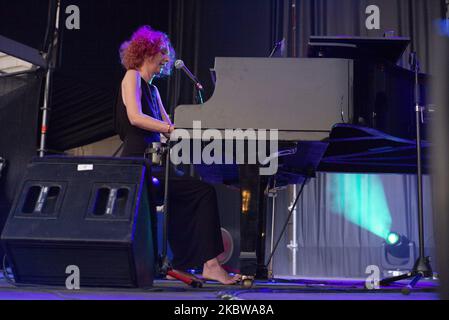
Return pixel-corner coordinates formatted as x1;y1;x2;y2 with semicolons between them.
163;124;175;139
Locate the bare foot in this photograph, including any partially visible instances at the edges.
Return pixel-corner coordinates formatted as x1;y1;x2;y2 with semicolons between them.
202;258;241;285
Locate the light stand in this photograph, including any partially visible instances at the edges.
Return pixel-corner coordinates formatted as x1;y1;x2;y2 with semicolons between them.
265;176;309;276
38;0;61;157
379;52;433;294
286;183;299;276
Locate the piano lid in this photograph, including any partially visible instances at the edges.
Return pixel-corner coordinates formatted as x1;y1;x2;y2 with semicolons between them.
174;57;354;141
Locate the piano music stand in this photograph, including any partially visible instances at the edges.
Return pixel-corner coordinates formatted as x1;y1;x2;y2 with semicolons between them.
307;36;410;63
378;52;433;294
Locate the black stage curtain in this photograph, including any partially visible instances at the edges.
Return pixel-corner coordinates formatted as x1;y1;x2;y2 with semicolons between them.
0;0;50;51
0;0;444;150
0;71;44;260
46;0;171;151
0;72;43;205
170;0;284;106
39;0;279;151
283;0;445;72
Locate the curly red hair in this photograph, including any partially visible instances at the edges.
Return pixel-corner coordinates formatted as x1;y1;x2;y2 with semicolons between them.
119;25;175;75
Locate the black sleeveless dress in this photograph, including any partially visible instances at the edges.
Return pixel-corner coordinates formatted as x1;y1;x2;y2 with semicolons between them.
115;75;224;270
115;77;162;156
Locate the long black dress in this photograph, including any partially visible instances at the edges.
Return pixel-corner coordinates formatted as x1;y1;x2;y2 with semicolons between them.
115;75;224;270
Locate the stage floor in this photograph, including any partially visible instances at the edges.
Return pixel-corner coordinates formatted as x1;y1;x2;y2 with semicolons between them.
0;275;440;300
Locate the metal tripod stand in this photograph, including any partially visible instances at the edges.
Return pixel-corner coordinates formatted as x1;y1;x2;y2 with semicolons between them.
379;52;433;295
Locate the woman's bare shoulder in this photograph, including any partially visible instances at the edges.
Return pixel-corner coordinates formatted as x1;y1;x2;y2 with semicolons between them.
122;69;140;87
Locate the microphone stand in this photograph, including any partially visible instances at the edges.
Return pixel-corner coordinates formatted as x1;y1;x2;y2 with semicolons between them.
196;87;204;104
155;139;203;288
156;83;203;287
379;52;433;295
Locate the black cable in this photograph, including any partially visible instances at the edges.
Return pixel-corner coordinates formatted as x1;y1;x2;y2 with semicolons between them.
264;177;308;269
215;285;434;299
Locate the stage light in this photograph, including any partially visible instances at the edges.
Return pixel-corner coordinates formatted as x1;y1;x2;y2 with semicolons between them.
381;232;415;275
330;174;392;239
386;232;400;246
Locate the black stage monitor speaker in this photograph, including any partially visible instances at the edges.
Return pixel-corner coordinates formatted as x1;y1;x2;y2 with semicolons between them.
1;156;156;288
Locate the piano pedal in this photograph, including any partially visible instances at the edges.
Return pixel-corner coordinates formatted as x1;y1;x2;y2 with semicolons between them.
267;186;287;197
241;275;254;289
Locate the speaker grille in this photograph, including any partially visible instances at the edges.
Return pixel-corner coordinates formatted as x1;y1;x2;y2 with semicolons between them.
9;242;136;287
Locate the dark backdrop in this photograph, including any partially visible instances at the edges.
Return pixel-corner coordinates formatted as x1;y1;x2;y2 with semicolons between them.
2;0;442;150
0;1;49;51
284;0;445;72
0;71;44;261
0;0;280;151
166;0;283;113
47;0;171;150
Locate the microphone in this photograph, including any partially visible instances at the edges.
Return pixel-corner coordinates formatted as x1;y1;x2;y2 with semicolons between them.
174;60;204;91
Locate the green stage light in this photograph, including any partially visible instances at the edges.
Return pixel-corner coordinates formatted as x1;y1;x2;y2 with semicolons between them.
381;232;415;271
386;232;400;246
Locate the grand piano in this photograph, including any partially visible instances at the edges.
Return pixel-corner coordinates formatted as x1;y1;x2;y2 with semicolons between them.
173;37;429;279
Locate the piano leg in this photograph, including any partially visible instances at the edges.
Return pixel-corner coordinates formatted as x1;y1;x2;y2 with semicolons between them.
239;165;269;279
